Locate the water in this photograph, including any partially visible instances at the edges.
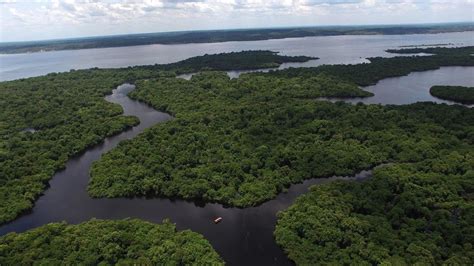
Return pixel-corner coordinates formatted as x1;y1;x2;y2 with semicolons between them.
1;32;474;265
0;83;371;265
1;31;473;81
320;66;474;107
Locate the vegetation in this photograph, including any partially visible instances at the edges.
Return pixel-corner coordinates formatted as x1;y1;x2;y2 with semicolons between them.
90;62;474;207
0;219;224;265
0;50;305;224
1;23;473;54
430;85;474;104
274;152;474;265
386;46;474;56
1;44;473;265
159;50;316;73
269;46;474;265
0;70;147;224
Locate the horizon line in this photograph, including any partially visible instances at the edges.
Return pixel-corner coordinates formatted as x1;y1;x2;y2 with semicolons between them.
1;21;473;44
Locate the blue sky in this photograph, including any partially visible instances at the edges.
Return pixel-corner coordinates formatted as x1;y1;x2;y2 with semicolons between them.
1;0;473;42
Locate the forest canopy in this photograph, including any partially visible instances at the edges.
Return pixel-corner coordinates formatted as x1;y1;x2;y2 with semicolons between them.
0;50;310;224
386;46;474;56
274;153;474;265
159;50;316;73
430;85;474;105
1;46;473;265
0;219;224;265
89;53;474;207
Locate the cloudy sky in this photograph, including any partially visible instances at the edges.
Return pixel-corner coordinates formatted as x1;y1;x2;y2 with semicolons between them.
1;0;473;42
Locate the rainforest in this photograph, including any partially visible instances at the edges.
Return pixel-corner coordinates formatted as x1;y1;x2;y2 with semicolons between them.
0;46;473;265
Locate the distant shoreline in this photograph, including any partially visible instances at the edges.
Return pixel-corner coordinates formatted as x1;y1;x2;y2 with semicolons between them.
1;23;473;55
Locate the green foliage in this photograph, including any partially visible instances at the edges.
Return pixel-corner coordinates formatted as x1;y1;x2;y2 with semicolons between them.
274;153;474;265
160;50;316;73
89;66;474;207
430;85;474;104
0;50;318;224
0;68;171;224
0;219;224;265
386;46;474;56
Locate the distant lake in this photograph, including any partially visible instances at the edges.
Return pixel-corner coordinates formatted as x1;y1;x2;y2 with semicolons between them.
1;31;474;81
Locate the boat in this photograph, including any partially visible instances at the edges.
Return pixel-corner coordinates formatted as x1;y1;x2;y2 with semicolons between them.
214;217;223;224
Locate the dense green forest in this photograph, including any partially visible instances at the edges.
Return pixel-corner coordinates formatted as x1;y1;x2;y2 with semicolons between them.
90;65;474;208
0;50;306;224
2;47;473;265
0;219;224;265
267;46;474;264
0;70;150;224
2;23;472;54
158;50;315;73
430;85;474;104
386;46;474;56
275;151;474;264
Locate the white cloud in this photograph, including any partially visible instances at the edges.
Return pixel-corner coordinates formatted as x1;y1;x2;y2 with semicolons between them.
0;0;473;42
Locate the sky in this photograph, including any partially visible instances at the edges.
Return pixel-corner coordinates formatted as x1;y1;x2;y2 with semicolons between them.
0;0;473;42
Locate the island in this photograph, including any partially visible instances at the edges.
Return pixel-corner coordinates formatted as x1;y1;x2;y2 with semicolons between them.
430;85;474;104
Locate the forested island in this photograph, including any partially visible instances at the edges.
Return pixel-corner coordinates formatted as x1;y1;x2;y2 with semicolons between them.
158;50;316;73
0;219;224;265
430;85;474;104
386;46;474;56
0;47;473;264
1;23;473;54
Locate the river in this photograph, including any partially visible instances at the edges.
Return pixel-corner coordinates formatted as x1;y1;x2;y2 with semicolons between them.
1;31;473;81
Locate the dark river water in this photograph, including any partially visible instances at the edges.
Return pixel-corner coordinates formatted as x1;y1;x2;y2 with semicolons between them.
1;31;473;81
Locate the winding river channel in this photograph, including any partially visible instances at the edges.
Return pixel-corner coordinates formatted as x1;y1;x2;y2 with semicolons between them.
1;66;473;265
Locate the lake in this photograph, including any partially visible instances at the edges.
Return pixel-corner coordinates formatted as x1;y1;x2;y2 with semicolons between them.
1;31;473;81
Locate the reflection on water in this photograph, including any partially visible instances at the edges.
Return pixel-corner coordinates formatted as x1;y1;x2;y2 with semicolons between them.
1;31;473;81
